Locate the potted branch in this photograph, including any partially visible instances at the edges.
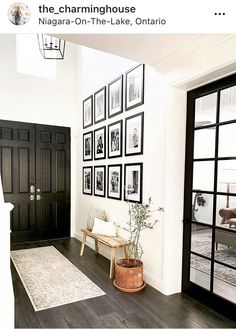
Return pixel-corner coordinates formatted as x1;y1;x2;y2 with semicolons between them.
113;198;163;292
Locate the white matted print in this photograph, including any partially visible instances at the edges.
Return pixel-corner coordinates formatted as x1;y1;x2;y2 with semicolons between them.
108;75;123;118
107;165;122;200
83;166;92;195
94;87;106;124
125;64;144;111
94;126;106;160
124;163;143;203
108;120;122;158
83;96;93;128
94;166;106;197
83;131;93;161
125;112;144;156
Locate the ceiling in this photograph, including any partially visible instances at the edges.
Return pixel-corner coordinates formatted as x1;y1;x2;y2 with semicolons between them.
56;34;236;89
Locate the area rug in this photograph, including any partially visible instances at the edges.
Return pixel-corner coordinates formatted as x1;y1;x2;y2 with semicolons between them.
191;228;236;286
11;246;105;311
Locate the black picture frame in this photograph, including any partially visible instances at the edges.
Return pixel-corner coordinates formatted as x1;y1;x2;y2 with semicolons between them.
82;166;93;195
83;95;93;129
94;126;106;160
94;165;106;197
83;131;93;161
108;75;123;118
125;64;145;111
125;112;144;156
108;120;123;158
94;86;106;124
107;164;122;200
124;163;143;203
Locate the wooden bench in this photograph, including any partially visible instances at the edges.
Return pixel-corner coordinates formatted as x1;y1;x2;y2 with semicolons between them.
80;228;129;279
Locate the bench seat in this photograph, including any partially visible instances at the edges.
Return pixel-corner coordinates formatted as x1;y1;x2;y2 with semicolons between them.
80;228;129;278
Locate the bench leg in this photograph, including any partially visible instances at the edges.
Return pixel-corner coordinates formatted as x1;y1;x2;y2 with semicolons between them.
110;248;116;279
95;239;99;255
124;246;128;259
80;232;87;256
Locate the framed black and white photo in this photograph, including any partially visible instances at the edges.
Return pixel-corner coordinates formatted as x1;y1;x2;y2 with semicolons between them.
108;75;123;118
124;163;143;203
125;64;144;111
94;126;106;160
83;131;93;161
83;95;93;128
94;166;106;197
125;112;144;156
108;120;123;158
83;166;92;195
94;87;106;124
107;165;122;200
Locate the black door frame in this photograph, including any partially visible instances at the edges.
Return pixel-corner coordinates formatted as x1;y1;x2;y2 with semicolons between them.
182;73;236;320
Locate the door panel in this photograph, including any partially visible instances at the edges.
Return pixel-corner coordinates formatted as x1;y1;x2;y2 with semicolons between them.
35;124;70;239
0;120;70;243
0;120;36;243
183;74;236;319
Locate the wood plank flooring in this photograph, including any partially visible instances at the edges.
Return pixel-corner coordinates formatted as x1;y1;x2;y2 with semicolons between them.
11;238;236;328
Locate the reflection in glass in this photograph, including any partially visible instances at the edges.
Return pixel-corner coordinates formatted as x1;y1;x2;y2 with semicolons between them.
191;224;212;257
193;161;214;191
195;93;217;128
194;128;215;159
190;254;211;290
192;193;213;224
213;263;236;303
219;123;236;158
219;86;236;123
217;160;236;193
216;195;236;229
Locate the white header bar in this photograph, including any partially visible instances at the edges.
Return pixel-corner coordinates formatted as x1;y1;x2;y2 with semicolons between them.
0;0;235;33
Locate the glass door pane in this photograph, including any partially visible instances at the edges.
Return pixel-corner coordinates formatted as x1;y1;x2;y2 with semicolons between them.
213;264;236;303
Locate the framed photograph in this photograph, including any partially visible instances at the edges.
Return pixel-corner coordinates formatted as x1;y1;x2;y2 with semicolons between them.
125;112;144;156
94;87;106;124
108;120;123;158
108;75;123;118
94;166;106;197
124;163;143;203
107;165;122;200
83;95;93;128
83;131;93;161
82;166;92;195
125;64;145;111
94;126;106;160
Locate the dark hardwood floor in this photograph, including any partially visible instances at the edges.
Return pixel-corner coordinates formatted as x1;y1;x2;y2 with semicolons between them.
11;238;236;328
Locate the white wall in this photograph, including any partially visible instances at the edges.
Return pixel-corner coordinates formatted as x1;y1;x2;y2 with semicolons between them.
74;46;186;293
0;34;78;235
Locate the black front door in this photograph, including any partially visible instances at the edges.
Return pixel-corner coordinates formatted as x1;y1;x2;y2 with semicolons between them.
0;120;70;243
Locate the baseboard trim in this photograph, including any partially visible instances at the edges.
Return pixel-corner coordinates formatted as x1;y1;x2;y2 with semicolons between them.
74;231;163;293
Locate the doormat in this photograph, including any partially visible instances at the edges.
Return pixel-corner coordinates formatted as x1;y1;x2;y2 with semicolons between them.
11;246;105;311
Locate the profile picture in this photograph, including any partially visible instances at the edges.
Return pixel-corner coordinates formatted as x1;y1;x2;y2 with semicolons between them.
8;3;31;26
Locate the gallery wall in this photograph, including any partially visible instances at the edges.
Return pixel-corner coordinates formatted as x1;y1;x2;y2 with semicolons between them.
74;46;187;293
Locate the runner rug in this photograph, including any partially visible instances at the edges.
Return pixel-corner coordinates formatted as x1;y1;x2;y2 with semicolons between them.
11;246;105;311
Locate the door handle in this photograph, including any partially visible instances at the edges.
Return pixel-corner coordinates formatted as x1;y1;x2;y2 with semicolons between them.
30;195;35;201
36;195;41;201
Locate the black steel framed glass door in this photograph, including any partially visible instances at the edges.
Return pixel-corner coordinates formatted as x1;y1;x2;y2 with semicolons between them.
182;74;236;320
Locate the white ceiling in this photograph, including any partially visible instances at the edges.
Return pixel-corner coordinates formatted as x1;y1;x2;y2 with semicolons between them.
56;34;236;89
